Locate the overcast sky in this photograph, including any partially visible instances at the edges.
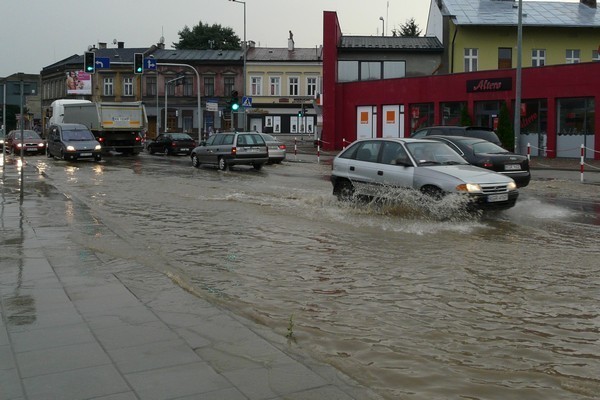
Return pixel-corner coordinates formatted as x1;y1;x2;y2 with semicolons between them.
1;0;578;77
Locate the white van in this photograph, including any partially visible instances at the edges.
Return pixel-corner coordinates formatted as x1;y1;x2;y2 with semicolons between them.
47;99;92;126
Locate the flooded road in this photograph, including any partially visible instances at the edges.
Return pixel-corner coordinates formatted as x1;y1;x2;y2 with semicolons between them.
32;154;600;400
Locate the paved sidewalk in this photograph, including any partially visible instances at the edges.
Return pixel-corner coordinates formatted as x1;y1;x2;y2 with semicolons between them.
1;160;382;400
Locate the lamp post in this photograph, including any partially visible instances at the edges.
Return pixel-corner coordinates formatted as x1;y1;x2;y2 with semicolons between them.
379;16;385;36
513;0;523;154
229;0;247;130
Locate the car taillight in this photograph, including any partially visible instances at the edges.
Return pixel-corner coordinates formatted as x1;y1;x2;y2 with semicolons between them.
279;144;286;150
135;135;141;142
98;137;105;143
231;147;237;155
171;142;177;147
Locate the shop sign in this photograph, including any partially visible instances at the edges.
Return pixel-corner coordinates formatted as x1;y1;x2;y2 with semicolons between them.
467;78;512;93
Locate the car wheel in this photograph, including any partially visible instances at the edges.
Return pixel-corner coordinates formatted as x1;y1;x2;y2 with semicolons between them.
191;154;200;168
46;150;52;158
94;154;102;162
163;148;169;156
420;185;444;200
148;146;154;155
334;179;354;201
218;157;228;171
60;149;67;160
253;163;263;171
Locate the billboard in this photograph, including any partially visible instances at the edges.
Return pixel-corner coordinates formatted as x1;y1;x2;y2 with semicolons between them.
66;71;92;95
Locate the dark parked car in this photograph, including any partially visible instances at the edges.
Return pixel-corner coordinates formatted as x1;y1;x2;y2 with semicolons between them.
411;126;502;146
191;132;269;171
5;130;46;155
330;138;519;211
146;133;196;155
426;136;531;187
46;123;102;161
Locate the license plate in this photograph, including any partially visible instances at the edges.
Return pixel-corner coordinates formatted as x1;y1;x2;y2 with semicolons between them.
81;153;92;156
487;193;509;202
505;164;521;171
180;148;189;151
26;148;38;151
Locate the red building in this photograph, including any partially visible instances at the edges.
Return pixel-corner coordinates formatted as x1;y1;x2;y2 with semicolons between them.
322;11;600;159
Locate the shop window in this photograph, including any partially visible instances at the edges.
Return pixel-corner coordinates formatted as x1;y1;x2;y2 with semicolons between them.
520;99;547;135
409;103;434;132
557;98;594;136
440;102;466;126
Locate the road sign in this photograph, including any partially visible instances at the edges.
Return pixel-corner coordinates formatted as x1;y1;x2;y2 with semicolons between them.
206;102;218;112
144;58;157;70
242;96;252;107
95;57;110;69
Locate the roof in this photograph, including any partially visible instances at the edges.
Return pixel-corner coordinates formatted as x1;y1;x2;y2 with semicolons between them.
340;36;444;51
442;0;600;27
151;49;242;62
247;47;323;61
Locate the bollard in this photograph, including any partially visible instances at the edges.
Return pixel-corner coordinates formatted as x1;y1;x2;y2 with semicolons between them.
294;137;297;161
527;143;531;162
580;144;585;183
317;139;321;164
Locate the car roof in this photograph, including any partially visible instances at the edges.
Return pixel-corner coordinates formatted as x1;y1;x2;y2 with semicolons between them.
353;137;438;144
427;135;491;143
52;123;88;130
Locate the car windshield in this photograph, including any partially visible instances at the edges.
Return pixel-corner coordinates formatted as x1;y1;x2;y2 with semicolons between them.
468;140;509;154
13;130;40;140
63;129;95;141
170;133;193;141
406;141;468;166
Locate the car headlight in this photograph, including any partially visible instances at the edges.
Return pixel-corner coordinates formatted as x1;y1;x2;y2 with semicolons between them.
456;183;482;193
507;181;517;191
38;143;45;147
94;145;101;151
66;145;76;151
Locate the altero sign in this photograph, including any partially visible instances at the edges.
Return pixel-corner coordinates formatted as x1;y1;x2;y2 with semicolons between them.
467;77;512;93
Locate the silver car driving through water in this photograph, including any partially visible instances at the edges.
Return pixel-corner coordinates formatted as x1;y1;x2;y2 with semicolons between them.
331;138;519;210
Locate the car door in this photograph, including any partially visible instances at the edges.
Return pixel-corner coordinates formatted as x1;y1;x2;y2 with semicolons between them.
373;141;415;189
152;134;167;152
343;140;383;195
196;134;223;163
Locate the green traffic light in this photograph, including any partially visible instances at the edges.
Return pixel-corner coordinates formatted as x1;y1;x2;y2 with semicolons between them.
231;103;240;111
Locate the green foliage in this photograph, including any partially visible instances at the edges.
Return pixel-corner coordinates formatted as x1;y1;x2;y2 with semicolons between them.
285;314;296;341
497;101;514;150
460;106;472;126
392;18;422;37
173;21;241;50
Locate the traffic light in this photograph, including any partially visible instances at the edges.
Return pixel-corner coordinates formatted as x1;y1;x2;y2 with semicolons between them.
134;53;144;74
298;106;304;118
84;51;95;74
230;90;240;111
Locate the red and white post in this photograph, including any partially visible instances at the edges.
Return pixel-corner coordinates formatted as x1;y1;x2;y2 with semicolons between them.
580;144;585;183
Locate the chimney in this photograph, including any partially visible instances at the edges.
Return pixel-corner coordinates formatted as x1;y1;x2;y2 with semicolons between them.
98;42;107;49
581;0;597;7
118;41;125;48
288;30;295;51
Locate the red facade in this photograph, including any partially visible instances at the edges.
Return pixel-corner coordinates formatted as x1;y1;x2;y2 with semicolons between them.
322;11;600;159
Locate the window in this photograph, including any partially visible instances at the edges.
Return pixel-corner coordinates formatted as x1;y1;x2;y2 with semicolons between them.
383;61;406;79
566;49;580;64
103;78;113;96
183;77;193;96
123;77;134;96
360;62;381;80
464;48;478;72
146;76;156;96
288;77;299;96
532;49;546;67
338;61;359;82
498;48;512;69
250;76;262;96
204;77;214;97
593;50;600;62
224;76;235;96
269;77;281;96
306;77;318;96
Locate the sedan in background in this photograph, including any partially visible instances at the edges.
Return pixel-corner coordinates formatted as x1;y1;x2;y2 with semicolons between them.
259;133;286;163
426;136;530;187
191;132;268;171
331;138;519;210
5;130;46;155
147;133;196;156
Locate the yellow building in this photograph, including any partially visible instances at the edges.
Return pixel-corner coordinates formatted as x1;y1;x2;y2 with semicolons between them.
427;0;600;73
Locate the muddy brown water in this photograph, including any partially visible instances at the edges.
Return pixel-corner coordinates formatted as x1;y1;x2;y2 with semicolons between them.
28;155;600;399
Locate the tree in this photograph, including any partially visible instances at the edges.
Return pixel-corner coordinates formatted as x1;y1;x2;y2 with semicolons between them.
173;21;241;50
496;101;514;150
392;18;422;37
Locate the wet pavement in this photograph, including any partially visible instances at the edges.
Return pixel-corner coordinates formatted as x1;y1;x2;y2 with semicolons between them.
0;157;382;400
1;147;599;400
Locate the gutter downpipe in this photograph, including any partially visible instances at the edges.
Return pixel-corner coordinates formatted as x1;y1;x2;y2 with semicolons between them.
450;23;458;73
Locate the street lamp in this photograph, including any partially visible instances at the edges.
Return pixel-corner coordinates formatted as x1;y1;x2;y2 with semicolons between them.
513;0;523;154
229;0;246;130
379;16;385;36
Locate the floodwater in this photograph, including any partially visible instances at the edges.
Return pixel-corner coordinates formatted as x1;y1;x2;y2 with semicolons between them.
31;155;600;399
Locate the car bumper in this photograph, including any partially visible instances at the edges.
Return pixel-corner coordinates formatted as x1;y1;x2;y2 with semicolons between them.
469;191;519;210
501;171;531;188
226;155;269;166
66;150;102;159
